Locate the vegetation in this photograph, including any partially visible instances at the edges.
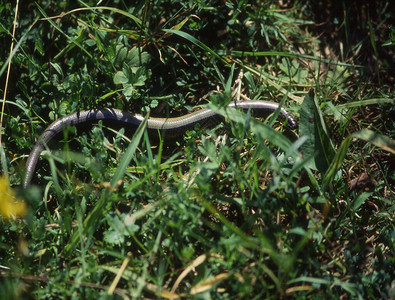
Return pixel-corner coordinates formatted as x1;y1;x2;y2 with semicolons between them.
0;0;393;298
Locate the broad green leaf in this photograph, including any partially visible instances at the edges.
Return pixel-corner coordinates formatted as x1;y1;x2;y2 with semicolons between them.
299;89;335;173
104;213;140;245
112;46;151;69
126;47;151;66
113;44;128;67
103;230;124;245
113;71;128;84
123;85;135;97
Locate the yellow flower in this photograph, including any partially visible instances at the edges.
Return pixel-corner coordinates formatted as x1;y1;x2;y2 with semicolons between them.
0;175;27;219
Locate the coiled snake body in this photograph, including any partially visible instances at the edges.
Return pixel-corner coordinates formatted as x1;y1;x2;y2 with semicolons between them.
23;100;296;188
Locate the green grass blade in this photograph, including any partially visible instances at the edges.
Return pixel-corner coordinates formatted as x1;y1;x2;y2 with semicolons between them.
53;27;89;60
207;103;292;151
64;115;148;256
352;129;395;154
0;144;8;175
39;6;143;30
163;29;227;64
368;15;380;83
36;4;93;59
0;18;38;77
224;63;235;93
333;98;395;111
322;129;394;191
238;62;304;103
321;136;352;192
218;50;363;68
110;114;148;188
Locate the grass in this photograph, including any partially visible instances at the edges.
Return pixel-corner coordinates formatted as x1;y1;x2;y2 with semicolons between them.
0;0;394;298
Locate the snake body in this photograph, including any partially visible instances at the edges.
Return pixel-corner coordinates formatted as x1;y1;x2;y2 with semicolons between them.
23;100;296;188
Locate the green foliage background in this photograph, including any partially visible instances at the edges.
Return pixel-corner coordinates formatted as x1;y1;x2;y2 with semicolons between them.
0;0;393;298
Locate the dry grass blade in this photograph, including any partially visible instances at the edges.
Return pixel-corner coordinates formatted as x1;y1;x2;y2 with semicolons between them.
190;273;229;295
0;0;20;147
170;254;207;298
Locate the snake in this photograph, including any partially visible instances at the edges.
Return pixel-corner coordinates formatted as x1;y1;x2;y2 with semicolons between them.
23;100;296;188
